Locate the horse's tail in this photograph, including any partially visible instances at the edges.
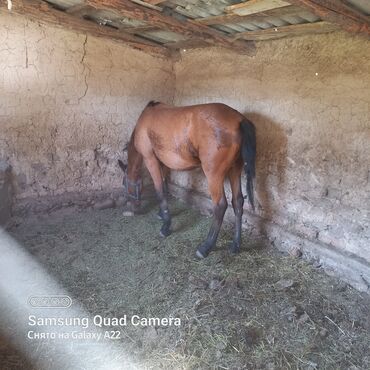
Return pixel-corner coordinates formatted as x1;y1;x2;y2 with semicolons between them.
240;119;256;211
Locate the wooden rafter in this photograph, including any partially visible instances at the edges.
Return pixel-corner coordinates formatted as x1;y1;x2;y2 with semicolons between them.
195;5;307;26
86;0;256;55
1;0;170;56
288;0;370;36
234;20;338;40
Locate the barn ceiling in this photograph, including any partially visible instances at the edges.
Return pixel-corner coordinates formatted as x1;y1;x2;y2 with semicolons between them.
3;0;370;56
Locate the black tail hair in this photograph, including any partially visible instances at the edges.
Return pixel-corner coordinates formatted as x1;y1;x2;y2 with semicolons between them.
240;119;256;211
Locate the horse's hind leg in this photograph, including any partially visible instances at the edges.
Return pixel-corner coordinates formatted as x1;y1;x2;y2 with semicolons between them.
228;161;244;254
162;164;170;194
196;172;227;259
157;164;170;221
144;155;171;237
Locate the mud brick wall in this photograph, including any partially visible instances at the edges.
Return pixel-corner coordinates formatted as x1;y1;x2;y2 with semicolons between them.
172;32;370;281
0;12;174;201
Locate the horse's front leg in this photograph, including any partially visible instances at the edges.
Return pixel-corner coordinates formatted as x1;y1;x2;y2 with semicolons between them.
196;173;227;258
144;156;172;237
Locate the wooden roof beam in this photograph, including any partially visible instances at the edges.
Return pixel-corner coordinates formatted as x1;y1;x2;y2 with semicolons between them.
287;0;370;37
195;5;306;26
86;0;256;55
164;38;210;50
234;20;339;40
1;0;170;57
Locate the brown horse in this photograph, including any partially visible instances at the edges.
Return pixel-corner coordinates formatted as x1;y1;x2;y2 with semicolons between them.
118;101;256;258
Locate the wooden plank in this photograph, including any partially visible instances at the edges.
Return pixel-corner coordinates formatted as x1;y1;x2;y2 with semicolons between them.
65;4;91;17
164;38;209;50
195;5;305;26
234;21;339;40
226;0;291;16
288;0;370;36
86;0;256;55
130;0;163;11
1;0;170;56
119;25;158;34
144;0;167;4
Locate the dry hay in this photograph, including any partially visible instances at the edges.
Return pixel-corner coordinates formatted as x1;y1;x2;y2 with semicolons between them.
3;197;370;369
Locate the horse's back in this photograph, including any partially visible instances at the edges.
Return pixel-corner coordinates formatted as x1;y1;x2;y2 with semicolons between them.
134;102;244;170
138;102;243;131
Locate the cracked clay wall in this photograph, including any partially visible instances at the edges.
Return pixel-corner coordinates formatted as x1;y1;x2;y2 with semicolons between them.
0;12;174;203
173;32;370;275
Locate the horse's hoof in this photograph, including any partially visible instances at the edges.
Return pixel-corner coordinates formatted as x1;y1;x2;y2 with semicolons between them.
196;249;206;259
160;228;171;237
156;211;163;220
122;210;134;217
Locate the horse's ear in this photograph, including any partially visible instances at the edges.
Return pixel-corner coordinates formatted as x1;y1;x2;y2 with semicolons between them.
118;160;127;172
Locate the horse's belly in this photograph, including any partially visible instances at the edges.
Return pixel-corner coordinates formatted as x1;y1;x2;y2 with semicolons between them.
157;152;200;171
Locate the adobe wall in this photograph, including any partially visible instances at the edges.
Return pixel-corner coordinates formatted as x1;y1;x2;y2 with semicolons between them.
0;12;174;203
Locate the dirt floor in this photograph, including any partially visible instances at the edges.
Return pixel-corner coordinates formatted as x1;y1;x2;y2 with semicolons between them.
1;196;370;370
